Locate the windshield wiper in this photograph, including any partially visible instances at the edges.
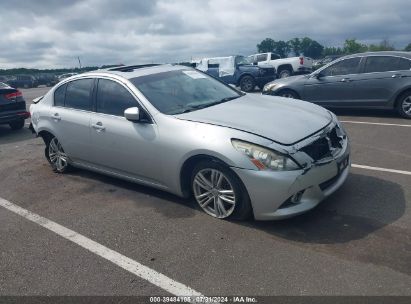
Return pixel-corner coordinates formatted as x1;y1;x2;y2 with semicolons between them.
173;96;241;114
187;96;241;112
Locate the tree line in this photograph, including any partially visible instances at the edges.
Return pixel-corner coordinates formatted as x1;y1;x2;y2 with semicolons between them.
257;37;411;59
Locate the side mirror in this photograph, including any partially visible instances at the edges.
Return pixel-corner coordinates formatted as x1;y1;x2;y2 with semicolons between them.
312;72;324;79
124;107;140;122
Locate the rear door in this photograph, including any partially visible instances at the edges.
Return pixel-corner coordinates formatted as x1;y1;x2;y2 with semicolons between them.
349;55;411;107
302;56;362;106
50;78;94;162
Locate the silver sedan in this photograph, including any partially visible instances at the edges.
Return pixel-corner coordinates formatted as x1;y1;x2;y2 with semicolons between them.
30;64;350;220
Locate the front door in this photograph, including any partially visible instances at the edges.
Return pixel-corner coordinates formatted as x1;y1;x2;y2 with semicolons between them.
89;78;160;185
303;57;362;106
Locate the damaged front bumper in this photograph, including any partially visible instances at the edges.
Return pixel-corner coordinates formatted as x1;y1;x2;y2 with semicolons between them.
232;122;350;220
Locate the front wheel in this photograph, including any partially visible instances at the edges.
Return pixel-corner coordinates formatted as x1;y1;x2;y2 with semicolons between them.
278;89;299;99
239;76;255;92
9;119;25;130
397;92;411;119
191;161;252;220
46;137;72;173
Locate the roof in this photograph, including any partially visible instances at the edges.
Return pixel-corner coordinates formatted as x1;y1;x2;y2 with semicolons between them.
83;64;188;80
345;51;411;59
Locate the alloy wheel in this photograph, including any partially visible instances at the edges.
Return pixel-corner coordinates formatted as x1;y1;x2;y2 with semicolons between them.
193;169;236;218
48;137;69;172
402;96;411;116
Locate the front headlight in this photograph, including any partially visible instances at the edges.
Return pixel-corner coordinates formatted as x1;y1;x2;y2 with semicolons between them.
262;82;277;92
232;139;300;171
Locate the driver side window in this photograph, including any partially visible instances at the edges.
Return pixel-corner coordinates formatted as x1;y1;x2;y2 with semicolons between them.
96;79;137;116
321;57;361;77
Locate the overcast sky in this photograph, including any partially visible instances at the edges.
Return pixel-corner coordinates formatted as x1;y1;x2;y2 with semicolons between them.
0;0;410;69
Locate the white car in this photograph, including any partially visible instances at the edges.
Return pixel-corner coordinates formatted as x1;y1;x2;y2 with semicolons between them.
248;52;313;78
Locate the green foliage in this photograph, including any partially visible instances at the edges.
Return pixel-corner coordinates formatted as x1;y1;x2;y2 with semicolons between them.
0;66;98;76
257;38;289;57
257;37;404;59
257;37;323;58
323;47;344;56
298;37;324;59
343;39;368;54
368;39;395;51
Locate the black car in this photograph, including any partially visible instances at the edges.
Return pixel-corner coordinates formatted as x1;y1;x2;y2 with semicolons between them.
0;82;30;129
35;74;58;87
263;51;411;118
7;75;38;88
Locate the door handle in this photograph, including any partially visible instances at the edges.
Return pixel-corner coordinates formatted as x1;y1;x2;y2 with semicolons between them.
340;78;352;82
92;122;105;131
392;74;403;78
52;113;61;121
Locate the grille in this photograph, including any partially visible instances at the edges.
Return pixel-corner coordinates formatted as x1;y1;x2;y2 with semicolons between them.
300;127;343;161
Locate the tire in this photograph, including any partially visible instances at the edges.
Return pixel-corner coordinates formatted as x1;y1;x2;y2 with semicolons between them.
239;75;255;92
9;119;25;130
23;84;29;89
397;91;411;119
45;136;72;173
191;161;252;220
278;68;292;79
278;89;299;99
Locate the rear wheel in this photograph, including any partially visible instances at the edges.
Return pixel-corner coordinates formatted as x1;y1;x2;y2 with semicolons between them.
239;75;255;92
9;119;25;130
278;68;292;78
46;137;72;173
397;92;411;119
191;161;252;220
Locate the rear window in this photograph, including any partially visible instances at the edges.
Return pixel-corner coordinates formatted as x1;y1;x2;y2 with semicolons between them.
364;56;400;73
64;79;93;111
397;58;411;70
270;53;281;60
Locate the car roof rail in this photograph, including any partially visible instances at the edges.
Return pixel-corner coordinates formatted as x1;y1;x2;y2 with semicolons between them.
108;64;161;72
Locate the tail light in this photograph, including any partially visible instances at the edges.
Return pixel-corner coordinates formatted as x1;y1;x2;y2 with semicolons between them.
4;90;22;100
299;57;304;65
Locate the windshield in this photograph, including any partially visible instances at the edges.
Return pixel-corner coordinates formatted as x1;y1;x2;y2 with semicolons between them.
130;69;242;115
235;56;252;65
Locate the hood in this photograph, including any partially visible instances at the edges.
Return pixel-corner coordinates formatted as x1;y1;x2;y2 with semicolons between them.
176;94;332;145
270;74;308;86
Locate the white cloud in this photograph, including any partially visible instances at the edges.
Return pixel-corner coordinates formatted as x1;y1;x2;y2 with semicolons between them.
0;0;409;68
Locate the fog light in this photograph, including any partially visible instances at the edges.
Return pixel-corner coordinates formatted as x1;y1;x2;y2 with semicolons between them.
291;190;304;203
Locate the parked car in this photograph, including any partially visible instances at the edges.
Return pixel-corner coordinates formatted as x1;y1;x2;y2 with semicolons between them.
313;55;342;70
36;74;59;87
248;52;313;78
0;82;30;129
196;55;276;92
263;51;411;118
57;73;78;81
7;75;38;88
30;64;349;220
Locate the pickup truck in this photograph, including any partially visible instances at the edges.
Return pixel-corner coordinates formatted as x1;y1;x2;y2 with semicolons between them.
196;55;276;92
248;52;313;78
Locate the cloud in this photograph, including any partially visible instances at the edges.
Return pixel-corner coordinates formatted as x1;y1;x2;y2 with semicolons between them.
0;0;409;68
